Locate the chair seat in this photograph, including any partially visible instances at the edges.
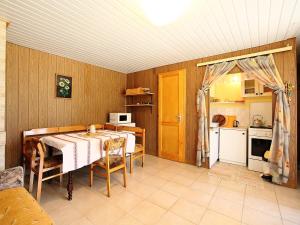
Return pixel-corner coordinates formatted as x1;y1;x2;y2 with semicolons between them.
134;144;144;153
36;155;62;169
94;155;123;168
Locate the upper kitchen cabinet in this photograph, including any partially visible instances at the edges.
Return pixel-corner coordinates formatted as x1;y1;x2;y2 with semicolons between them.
210;73;244;102
241;77;258;97
259;84;273;97
241;74;272;97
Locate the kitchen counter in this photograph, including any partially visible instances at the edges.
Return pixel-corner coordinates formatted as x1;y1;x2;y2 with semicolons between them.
219;126;247;131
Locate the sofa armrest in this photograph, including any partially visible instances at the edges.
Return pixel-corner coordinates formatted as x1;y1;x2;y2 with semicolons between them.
0;166;24;191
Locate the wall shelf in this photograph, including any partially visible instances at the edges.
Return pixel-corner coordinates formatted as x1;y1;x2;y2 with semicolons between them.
125;92;154;96
125;104;154;107
125;89;154;113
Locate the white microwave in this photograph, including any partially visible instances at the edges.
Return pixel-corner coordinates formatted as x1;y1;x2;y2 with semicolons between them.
109;113;132;124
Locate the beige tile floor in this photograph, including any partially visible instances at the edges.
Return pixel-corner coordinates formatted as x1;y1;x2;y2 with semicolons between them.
30;155;300;225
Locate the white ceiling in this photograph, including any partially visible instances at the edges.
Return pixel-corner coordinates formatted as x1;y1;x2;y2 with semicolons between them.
0;0;299;73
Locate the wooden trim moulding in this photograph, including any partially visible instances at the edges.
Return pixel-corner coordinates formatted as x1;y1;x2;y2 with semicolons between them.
197;45;292;67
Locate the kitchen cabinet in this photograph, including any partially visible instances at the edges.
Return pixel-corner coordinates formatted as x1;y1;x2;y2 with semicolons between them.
259;84;272;96
209;127;219;168
219;128;247;166
241;77;272;97
210;74;244;102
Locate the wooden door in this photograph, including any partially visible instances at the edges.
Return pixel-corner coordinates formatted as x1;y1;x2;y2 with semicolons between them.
158;69;186;162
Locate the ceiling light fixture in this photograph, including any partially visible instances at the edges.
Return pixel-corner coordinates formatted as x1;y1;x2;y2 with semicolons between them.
141;0;192;26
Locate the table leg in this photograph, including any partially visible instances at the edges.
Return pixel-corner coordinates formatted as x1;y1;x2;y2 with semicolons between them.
67;171;73;200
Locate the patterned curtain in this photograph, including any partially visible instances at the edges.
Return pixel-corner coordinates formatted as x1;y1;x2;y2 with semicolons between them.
237;54;290;184
197;54;290;183
196;61;236;166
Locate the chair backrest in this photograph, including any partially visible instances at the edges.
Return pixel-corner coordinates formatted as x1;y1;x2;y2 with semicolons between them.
117;126;144;137
58;125;87;133
23;124;95;159
104;137;127;167
104;137;126;152
23;124;99;144
117;126;145;147
25;137;46;168
104;124;117;131
23;127;59;143
23;127;59;157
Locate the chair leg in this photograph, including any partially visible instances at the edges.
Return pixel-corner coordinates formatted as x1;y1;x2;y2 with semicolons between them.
23;157;26;173
36;172;43;202
130;154;133;174
142;154;145;167
59;166;63;185
29;170;34;193
123;166;127;188
89;164;94;187
106;171;111;197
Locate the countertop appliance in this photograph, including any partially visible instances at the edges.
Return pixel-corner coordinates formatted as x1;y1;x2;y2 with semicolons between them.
109;113;131;124
252;115;264;127
219;127;247;166
209;127;219;168
233;120;239;127
223;115;236;128
248;127;272;172
212;114;226;127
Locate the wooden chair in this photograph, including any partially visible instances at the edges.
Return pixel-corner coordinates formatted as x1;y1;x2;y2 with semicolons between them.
89;137;127;197
104;123;117;131
117;126;145;173
23;127;60;170
26;137;63;202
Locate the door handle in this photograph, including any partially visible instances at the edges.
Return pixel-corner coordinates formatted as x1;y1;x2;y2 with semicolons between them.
176;115;182;123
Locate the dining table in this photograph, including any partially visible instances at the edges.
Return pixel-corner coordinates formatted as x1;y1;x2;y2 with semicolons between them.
40;130;136;200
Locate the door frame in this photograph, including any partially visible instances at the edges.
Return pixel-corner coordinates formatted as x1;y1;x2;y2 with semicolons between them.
158;69;186;162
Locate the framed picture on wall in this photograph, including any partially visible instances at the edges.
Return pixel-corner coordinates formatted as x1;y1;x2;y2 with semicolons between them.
56;74;72;98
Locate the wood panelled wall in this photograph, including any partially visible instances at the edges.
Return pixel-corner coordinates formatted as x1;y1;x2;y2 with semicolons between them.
6;42;126;168
127;38;297;188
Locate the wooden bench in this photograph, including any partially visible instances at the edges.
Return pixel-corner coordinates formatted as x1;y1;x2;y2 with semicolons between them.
22;124;105;164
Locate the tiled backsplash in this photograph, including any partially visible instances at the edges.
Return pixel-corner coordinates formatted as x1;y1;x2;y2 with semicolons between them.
210;101;272;127
250;102;272;126
210;103;250;127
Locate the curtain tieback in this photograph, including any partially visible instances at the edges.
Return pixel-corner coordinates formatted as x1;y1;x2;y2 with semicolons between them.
198;88;208;96
274;88;285;94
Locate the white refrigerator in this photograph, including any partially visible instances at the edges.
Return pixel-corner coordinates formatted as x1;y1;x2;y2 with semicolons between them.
209;127;219;168
219;127;247;166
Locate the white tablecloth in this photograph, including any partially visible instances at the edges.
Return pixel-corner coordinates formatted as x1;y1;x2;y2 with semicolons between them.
40;130;135;173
